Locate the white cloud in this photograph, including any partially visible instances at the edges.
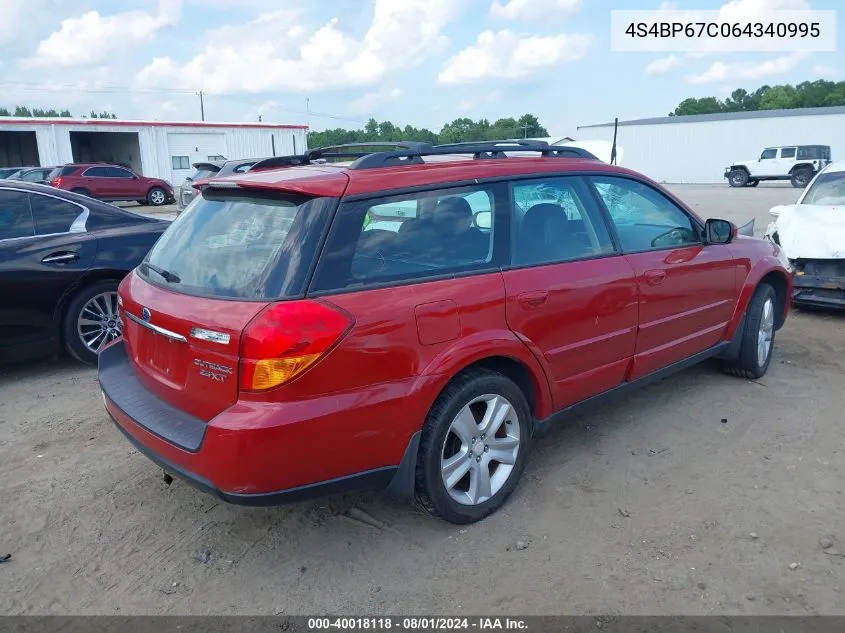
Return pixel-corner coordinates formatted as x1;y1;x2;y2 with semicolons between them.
348;87;403;115
137;0;456;94
489;0;581;21
687;51;810;84
438;29;592;84
718;0;809;21
813;65;837;78
644;55;682;75
25;0;182;68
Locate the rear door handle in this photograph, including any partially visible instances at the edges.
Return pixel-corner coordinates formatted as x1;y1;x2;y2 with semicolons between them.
517;290;549;310
42;252;80;264
643;269;667;285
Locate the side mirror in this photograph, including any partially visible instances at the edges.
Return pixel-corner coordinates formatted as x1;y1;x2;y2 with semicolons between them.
705;218;735;244
473;210;492;229
185;176;193;182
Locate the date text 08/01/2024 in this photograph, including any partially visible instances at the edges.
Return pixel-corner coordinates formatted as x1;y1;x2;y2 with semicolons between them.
307;617;529;631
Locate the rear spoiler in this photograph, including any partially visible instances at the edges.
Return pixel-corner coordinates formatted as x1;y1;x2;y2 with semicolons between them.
738;219;755;237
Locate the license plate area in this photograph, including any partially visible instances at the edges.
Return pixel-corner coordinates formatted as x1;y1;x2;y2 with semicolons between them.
143;330;188;386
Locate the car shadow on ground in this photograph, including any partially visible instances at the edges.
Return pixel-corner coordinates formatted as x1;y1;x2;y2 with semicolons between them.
0;355;92;386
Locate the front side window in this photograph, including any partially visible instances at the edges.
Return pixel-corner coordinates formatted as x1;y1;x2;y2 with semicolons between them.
312;184;499;292
172;156;190;170
780;147;797;159
29;194;86;235
802;170;845;206
591;176;699;252
760;149;777;160
511;177;614;265
0;189;34;240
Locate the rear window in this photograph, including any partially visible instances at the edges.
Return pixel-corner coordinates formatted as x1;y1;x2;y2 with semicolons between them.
48;166;79;179
189;167;218;181
139;189;334;299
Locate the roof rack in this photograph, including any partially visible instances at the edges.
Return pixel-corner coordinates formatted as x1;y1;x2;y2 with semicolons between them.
247;140;599;173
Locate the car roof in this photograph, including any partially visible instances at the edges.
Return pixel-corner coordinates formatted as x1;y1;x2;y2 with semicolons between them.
0;179;152;215
210;143;632;198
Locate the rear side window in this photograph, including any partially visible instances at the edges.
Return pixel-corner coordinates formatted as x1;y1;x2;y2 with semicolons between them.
511;177;614;265
780;147;797;159
29;194;85;234
48;166;79;179
140;190;334;299
0;189;34;240
312;184;501;293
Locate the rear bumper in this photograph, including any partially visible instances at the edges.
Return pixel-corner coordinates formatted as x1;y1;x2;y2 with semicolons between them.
98;340;418;504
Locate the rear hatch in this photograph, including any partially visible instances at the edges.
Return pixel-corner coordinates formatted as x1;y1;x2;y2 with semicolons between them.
121;186;340;421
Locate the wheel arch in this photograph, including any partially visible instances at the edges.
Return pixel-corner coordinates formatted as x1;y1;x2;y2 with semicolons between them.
729;164;750;173
54;270;128;345
727;262;790;342
789;162;815;175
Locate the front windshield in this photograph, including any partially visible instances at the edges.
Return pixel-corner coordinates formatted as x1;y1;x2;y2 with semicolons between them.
802;171;845;206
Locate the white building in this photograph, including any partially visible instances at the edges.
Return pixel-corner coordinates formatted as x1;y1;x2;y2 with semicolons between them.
0;118;309;186
577;105;845;184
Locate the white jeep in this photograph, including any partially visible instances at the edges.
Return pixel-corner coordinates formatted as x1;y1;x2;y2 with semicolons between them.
724;145;831;188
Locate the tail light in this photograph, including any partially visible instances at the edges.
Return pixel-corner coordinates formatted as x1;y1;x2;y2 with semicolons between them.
51;177;63;187
239;300;352;392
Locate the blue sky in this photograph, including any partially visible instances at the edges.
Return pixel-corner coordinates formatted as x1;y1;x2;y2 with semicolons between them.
1;0;841;135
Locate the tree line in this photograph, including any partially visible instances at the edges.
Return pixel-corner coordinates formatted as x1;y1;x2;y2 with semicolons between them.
0;105;118;119
671;80;845;116
308;114;550;147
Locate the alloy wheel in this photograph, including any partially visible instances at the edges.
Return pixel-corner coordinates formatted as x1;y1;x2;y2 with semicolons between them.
757;297;774;367
440;394;521;506
77;291;122;353
150;189;166;205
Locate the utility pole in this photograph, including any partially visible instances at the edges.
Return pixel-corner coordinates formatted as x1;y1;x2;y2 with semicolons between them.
198;90;205;121
520;124;530;138
306;97;310;129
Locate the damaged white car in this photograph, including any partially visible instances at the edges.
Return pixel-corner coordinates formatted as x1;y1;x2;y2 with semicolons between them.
766;160;845;309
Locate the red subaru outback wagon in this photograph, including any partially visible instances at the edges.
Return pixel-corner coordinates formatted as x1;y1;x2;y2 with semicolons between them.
99;141;791;523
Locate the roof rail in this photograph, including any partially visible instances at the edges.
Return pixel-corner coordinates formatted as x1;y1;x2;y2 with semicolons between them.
348;140;599;169
247;140;599;173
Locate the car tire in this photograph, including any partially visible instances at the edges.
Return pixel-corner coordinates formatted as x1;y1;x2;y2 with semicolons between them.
728;169;749;187
747;179;760;187
415;368;532;524
723;283;777;380
71;188;92;198
147;187;168;206
790;168;812;188
63;280;123;366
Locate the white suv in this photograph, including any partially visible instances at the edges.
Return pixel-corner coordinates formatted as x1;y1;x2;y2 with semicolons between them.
725;145;831;188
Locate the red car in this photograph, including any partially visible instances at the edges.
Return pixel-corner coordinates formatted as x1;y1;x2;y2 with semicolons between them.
98;141;792;524
49;164;174;206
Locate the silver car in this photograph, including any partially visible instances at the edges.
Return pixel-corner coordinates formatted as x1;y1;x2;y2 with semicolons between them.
177;158;259;210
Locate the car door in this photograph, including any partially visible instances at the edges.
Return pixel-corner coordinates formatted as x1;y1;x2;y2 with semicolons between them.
778;147;797;174
110;167;143;199
589;176;738;380
80;166;114;198
751;148;778;177
502;176;639;409
0;188;97;362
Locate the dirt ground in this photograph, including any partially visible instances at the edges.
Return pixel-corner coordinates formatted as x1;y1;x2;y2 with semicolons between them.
3;185;845;616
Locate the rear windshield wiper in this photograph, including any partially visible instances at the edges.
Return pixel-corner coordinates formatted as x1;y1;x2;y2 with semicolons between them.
142;262;181;284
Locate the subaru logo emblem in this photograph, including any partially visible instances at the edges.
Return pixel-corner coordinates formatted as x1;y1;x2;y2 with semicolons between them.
141;307;151;322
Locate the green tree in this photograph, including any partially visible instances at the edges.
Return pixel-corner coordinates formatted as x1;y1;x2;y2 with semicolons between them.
671;97;724;116
14;105;33;117
759;85;799;110
0;107;10;116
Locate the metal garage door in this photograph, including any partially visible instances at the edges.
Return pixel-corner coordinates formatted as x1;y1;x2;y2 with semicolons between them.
167;133;228;186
